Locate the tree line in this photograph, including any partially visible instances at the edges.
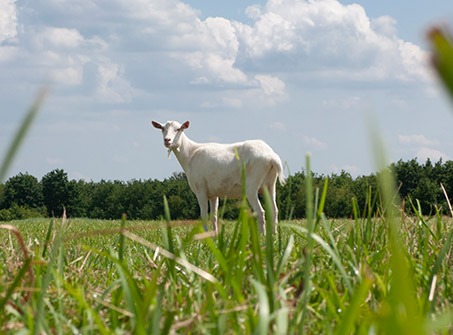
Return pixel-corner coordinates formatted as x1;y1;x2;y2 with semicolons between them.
1;158;452;221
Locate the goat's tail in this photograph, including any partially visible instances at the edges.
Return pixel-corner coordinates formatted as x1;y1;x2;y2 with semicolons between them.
274;157;286;186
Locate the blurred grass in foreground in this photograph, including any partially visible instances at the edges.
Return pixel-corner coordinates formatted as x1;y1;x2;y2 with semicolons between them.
0;89;47;183
428;26;453;103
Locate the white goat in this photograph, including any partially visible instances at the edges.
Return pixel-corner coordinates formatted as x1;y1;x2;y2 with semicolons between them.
151;120;285;234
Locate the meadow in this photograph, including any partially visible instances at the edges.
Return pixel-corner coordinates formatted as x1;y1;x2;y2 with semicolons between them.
0;187;452;334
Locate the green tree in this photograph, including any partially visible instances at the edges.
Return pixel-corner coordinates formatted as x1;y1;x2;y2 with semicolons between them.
411;177;439;214
2;172;43;209
391;158;423;199
325;171;354;218
352;174;378;217
87;180;125;219
136;179;165;219
278;171;306;219
439;160;453;208
41;169;70;217
161;172;198;219
0;183;5;208
66;179;88;217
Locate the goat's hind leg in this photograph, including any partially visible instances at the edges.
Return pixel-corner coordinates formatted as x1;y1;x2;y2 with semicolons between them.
262;167;279;234
209;197;219;234
246;189;266;233
268;180;279;234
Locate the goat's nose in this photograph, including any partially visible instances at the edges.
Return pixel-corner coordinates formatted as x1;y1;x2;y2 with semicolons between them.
164;137;171;143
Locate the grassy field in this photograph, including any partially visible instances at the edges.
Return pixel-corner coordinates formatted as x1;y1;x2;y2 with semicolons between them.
0;203;452;334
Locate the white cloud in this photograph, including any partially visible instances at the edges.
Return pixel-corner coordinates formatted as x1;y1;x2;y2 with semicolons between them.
2;0;432;109
234;0;429;83
168;16;249;86
245;5;262;21
119;0;198;24
190;76;210;85
255;75;286;96
0;2;133;99
304;136;328;150
96;59;137;102
397;134;449;164
38;27;84;49
116;0;432;97
235;10;297;58
398;134;439;146
0;0;17;43
371;15;397;37
0;0;18;63
50;65;84;85
397;40;430;81
416;147;449;162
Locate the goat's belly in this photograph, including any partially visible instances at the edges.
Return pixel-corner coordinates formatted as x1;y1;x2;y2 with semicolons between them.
207;180;243;199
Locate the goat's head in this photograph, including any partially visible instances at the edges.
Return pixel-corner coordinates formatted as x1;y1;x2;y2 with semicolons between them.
151;120;190;152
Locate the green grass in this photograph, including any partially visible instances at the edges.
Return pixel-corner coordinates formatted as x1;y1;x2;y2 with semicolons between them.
0;205;451;334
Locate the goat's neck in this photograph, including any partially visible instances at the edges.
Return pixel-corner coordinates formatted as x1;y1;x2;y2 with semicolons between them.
173;133;198;172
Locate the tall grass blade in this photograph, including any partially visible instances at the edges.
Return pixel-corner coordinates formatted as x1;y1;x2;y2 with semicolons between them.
319;214;353;292
298;154;315;333
63;281;110;335
317;177;329;217
335;271;373;335
248;205;266;284
41;219;54;258
0;257;32;314
440;182;453;217
427;227;453;313
251;279;270;335
276;234;294;277
285;223;352;293
428;27;453;101
370;118;425;335
118;213;126;262
34;216;66;335
113;258;146;334
0;224;34;281
424;310;453;333
262;187;276;312
163;195;171;223
122;230;221;286
0;88;47;182
161;195;178;279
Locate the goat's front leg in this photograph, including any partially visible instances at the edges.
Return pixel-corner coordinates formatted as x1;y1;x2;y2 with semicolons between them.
209;197;219;234
196;193;209;231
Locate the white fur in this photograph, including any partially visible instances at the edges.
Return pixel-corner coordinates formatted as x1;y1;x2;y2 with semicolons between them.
152;120;285;234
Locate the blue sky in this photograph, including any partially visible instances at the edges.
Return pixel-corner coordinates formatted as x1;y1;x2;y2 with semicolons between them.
1;0;453;181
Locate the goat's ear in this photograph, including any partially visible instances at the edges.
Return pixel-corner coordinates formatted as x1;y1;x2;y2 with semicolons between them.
151;121;163;129
180;121;190;130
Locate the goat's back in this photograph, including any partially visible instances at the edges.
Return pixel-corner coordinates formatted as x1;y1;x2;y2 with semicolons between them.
185;139;283;198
